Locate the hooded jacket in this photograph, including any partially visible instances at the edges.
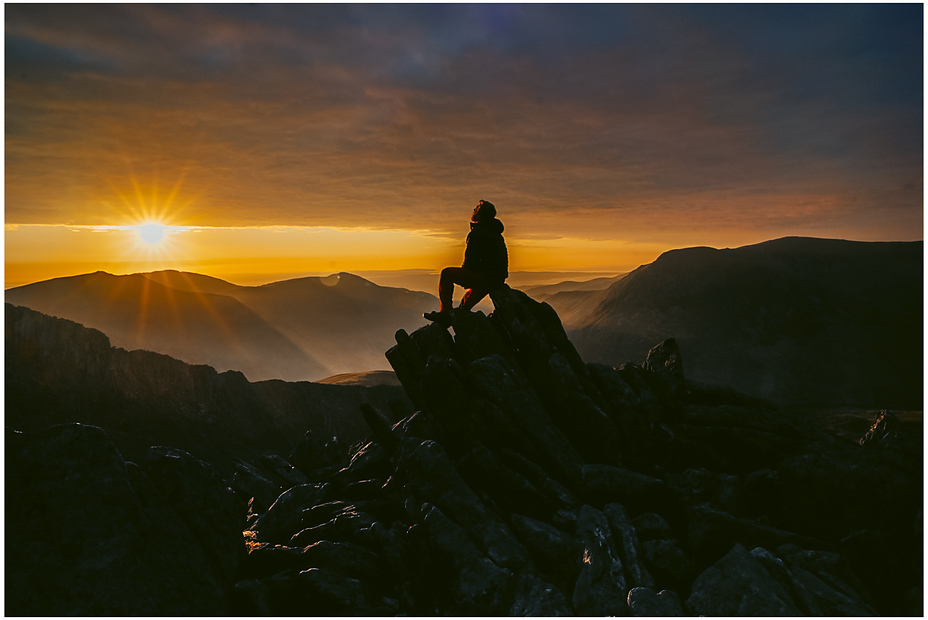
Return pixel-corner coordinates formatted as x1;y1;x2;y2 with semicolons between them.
462;217;508;281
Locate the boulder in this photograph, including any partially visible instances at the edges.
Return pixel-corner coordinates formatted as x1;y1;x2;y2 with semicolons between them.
299;539;384;581
627;587;684;616
510;513;584;583
632;512;675;541
572;504;629;616
252;483;328;545
259;453;310;488
604;503;654;589
858;410;900;448
6;424;229;615
642;337;685;399
421;504;515;616
686;504;827;563
508;572;573;616
231;459;282;513
399;438;530;571
581;464;675;515
139;446;246;582
639;538;693;591
685;543;802;616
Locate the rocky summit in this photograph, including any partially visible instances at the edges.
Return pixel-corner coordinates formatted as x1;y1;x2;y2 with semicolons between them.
5;285;922;616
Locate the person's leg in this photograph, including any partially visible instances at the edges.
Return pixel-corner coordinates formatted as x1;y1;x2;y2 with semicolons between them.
437;267;487;313
438;267;457;313
459;286;488;311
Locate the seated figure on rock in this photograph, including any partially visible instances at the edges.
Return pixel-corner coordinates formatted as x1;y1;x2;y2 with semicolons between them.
424;199;509;326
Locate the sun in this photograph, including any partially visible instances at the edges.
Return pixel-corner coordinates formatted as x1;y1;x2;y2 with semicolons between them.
130;220;180;258
138;223;167;245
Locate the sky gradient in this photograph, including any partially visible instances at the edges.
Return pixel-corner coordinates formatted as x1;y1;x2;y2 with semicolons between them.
5;4;924;288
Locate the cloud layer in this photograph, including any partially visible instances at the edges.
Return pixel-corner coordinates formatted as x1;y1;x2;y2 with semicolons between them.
5;4;923;246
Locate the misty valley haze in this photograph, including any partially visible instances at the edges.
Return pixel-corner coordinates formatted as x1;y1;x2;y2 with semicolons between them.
6;236;922;410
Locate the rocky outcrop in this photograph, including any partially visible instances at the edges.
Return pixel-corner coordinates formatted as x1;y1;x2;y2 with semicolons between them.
6;424;244;615
6;285;922;616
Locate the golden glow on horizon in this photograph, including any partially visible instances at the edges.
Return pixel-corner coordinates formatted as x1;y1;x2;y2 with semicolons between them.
4;222;658;289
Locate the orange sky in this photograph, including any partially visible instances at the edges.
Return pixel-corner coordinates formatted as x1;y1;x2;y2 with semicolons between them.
4;5;923;289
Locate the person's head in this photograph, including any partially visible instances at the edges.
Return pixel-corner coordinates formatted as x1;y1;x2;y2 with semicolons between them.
472;199;496;223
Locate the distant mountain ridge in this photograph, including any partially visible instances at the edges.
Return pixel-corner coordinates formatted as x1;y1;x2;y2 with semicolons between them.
4;302;410;471
550;237;923;408
6;270;436;383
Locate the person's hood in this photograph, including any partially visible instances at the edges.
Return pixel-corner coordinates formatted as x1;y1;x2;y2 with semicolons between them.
471;218;504;234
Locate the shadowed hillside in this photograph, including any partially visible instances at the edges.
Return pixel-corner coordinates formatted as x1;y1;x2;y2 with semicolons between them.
6;270;436;382
551;237;923;408
5;303;411;471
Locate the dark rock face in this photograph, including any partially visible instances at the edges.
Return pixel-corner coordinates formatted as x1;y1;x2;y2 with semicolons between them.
6;284;922;616
6;424;241;615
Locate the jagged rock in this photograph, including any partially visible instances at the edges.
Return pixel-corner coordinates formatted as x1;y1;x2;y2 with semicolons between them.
685;543;803;616
422;504;515;615
450;308;519;367
617;363;662;415
231;459;282;513
642;337;685;399
359;403;401;456
749;546;825;615
508;572;573;616
298;566;391;616
139;446;246;582
498;447;580;510
586;362;640;412
457;443;559;520
581;464;674;515
639;538;693;591
632;512;674;541
859;410;900;448
572;504;629;616
240;543;305;579
627;587;684;616
6;424;229;615
233;570;303;616
604;503;654;589
399;438;530;571
510;513;584;583
466;354;585;485
289;507;376;547
665;467;739;513
776;448;920;541
775;544;876;615
299;539;383;581
251;483;328;545
289;430;348;478
392;410;441;442
686;504;827;563
259;453;310;488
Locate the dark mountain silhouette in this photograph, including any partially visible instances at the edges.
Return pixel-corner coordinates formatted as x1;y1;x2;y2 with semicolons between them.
5;302;411;471
548;237;923;408
6;286;920;616
5;270;437;382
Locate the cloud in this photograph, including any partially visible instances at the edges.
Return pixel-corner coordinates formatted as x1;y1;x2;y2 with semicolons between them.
4;4;922;244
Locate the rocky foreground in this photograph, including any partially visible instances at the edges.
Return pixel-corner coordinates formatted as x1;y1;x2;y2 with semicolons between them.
6;286;922;616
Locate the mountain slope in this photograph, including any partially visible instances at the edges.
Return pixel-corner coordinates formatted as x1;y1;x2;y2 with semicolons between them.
556;237;922;408
5;302;410;471
6;270;437;382
5;271;326;381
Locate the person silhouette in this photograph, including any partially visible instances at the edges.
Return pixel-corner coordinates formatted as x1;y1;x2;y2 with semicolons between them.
424;199;508;326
